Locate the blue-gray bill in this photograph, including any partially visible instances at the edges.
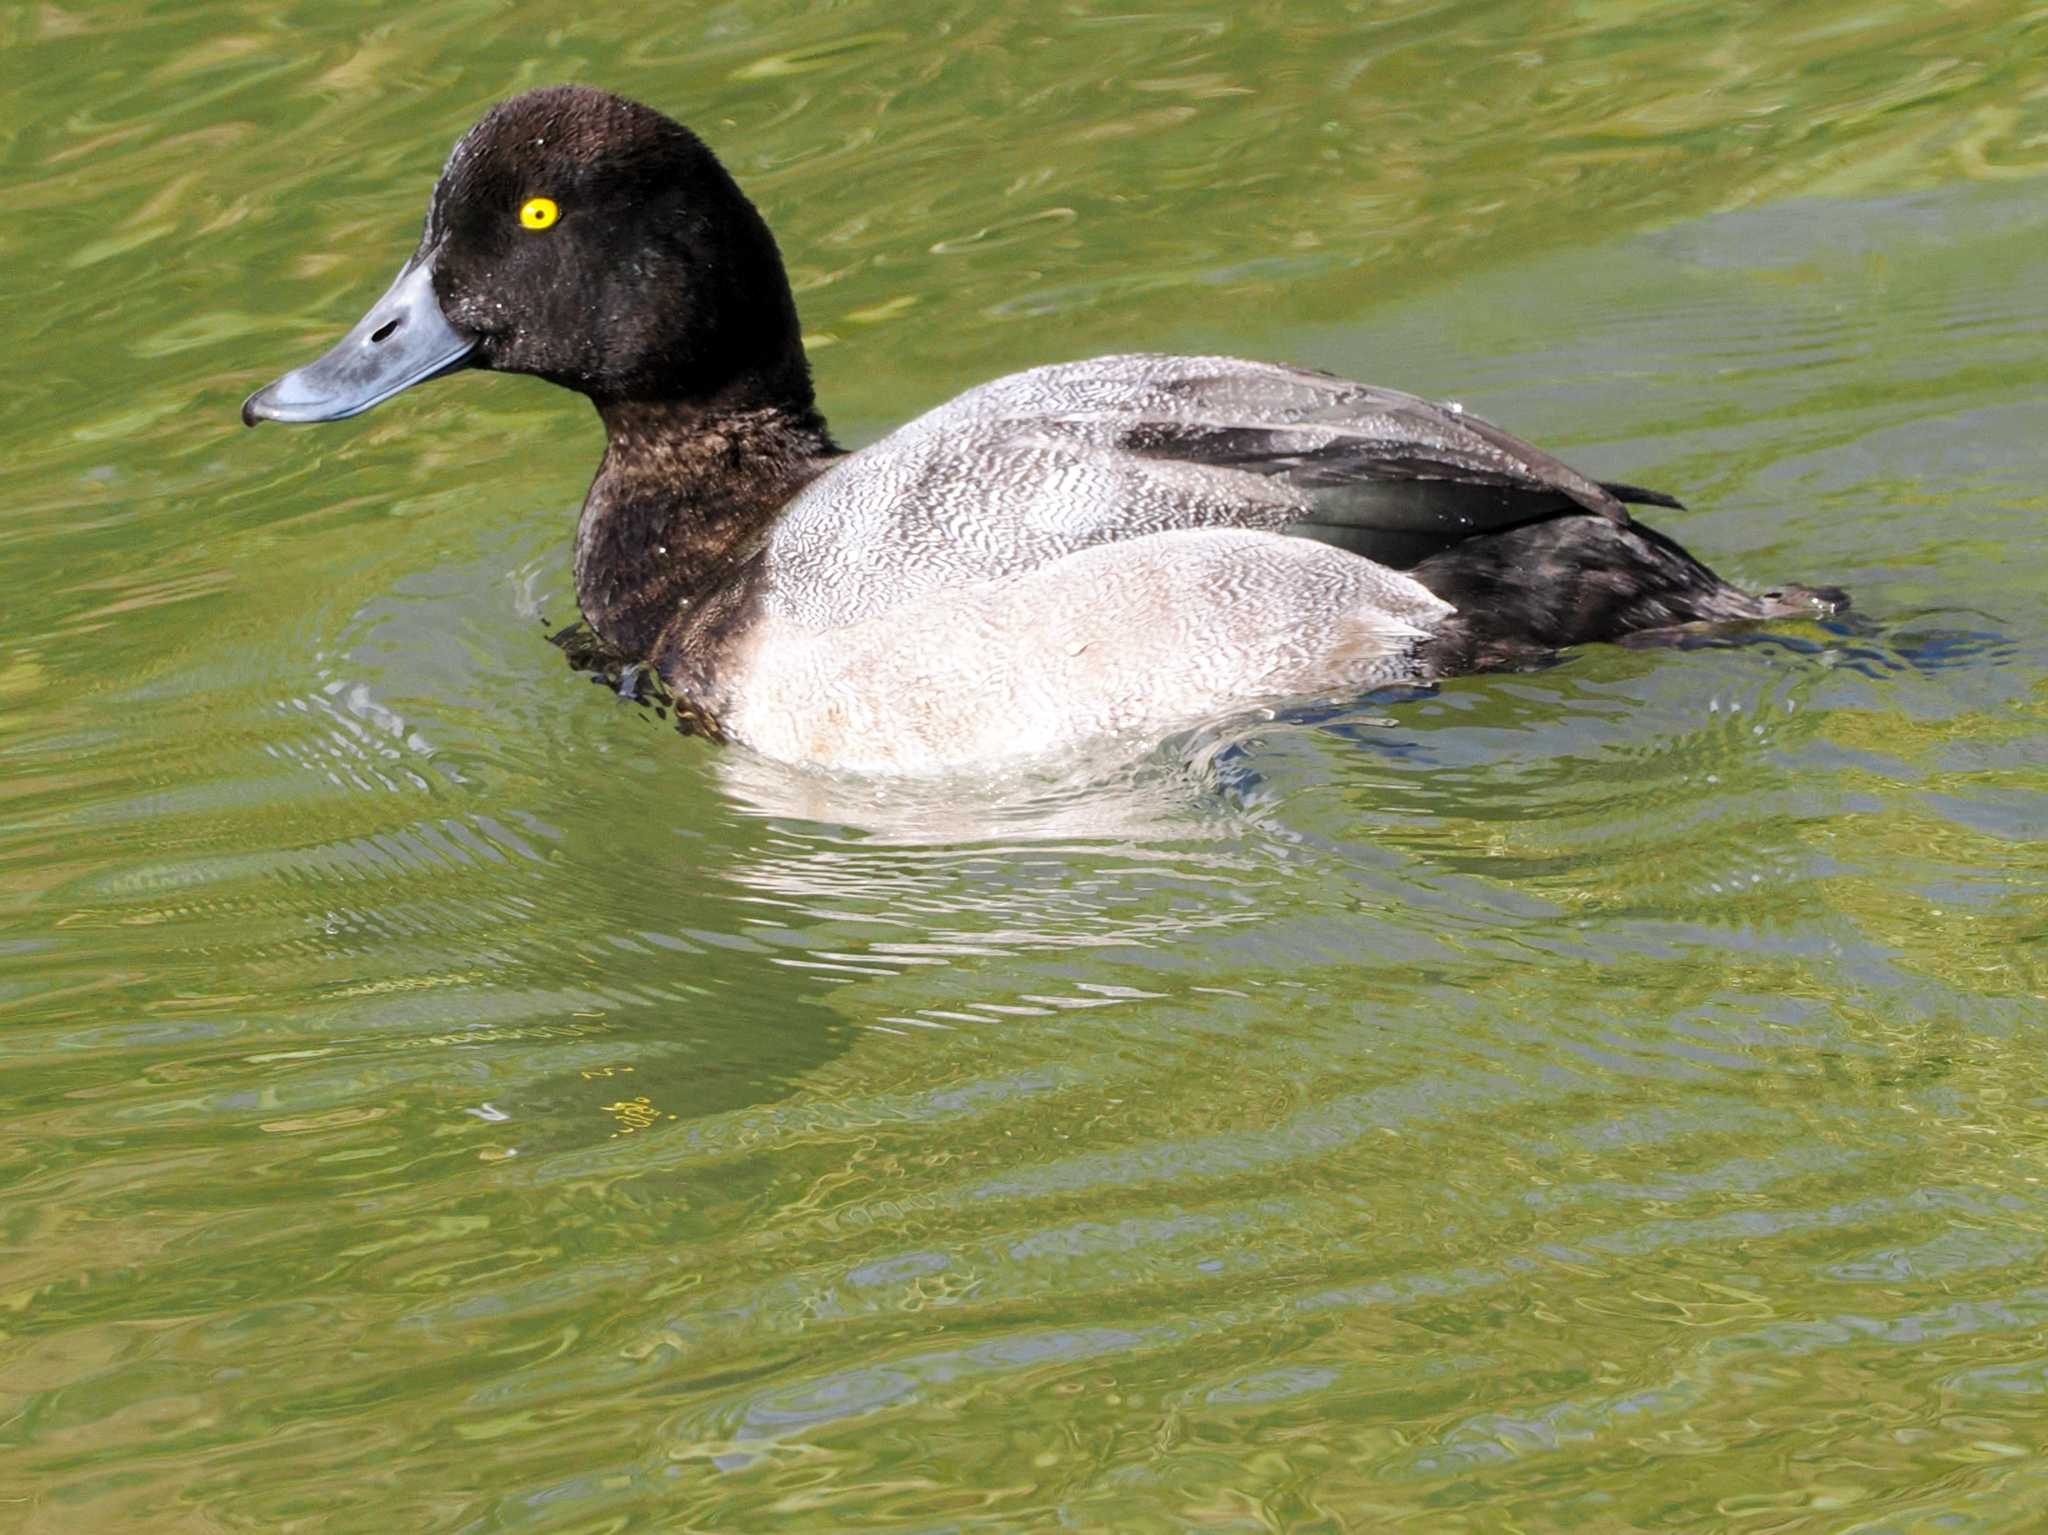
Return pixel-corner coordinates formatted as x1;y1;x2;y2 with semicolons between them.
241;254;476;426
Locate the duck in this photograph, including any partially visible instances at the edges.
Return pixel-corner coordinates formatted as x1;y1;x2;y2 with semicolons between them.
243;85;1842;774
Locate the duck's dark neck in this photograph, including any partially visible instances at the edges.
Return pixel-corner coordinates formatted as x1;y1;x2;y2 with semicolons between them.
575;393;836;661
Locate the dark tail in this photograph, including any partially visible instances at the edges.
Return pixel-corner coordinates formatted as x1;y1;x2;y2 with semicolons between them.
1598;479;1687;511
1410;512;1846;672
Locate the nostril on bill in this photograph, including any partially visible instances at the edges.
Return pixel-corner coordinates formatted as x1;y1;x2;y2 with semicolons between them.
369;317;403;344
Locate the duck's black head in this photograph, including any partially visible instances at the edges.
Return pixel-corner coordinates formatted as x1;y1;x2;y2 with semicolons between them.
243;86;814;425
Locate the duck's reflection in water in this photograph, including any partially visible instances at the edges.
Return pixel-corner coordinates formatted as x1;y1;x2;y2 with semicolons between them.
703;723;1304;974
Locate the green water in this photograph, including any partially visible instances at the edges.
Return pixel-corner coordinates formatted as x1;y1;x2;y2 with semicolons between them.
5;1;2048;1528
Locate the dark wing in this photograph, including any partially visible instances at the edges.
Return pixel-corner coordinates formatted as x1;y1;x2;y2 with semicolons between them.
769;355;1692;628
897;355;1685;569
1104;365;1682;568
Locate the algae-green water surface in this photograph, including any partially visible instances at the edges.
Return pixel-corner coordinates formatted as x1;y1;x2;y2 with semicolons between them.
5;2;2048;1529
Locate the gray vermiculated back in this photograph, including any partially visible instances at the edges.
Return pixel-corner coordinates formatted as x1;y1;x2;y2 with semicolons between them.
759;353;1625;629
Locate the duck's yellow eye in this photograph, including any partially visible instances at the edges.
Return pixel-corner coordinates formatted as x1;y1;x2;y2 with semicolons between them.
519;196;559;231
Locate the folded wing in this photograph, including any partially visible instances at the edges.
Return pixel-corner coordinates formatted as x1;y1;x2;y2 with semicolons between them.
765;353;1681;626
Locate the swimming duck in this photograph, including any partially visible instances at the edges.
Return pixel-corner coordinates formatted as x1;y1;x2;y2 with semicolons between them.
243;85;1840;773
